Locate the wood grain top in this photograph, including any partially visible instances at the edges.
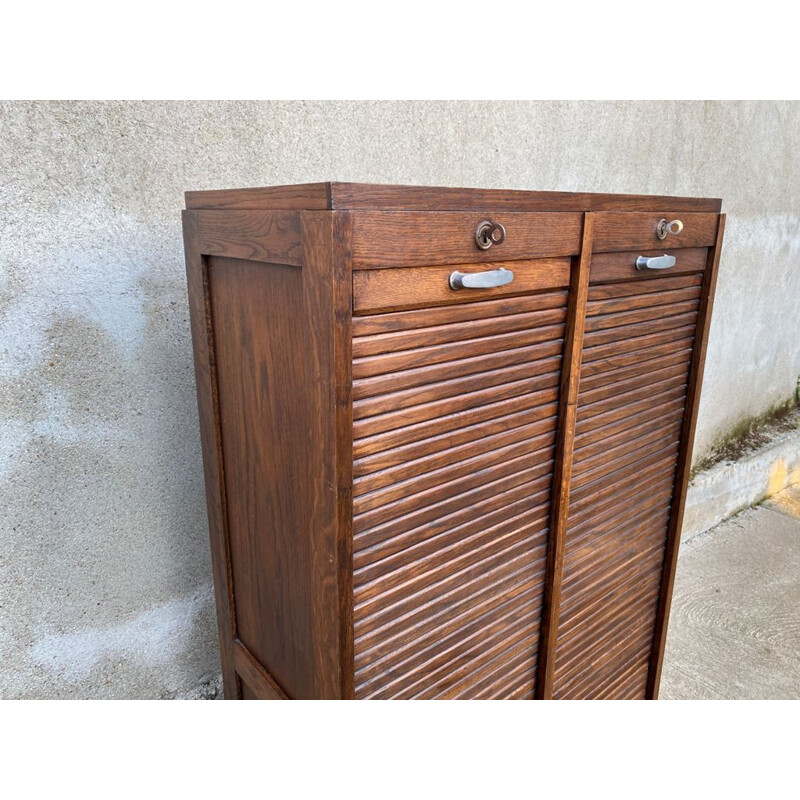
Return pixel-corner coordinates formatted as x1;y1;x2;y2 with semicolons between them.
185;182;722;214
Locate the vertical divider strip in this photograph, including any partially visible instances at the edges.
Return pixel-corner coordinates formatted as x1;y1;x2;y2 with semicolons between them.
536;212;595;699
647;214;727;699
332;212;355;700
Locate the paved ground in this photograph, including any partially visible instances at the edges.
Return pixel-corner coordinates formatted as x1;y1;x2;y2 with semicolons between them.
660;483;800;699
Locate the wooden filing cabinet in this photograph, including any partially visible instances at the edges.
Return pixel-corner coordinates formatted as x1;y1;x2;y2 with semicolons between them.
182;182;725;700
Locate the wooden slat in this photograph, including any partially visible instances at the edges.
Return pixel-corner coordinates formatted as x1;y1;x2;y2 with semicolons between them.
583;298;700;333
582;323;697;364
354;386;560;458
579;348;693;394
353;290;568;335
577;370;688;422
353;371;560;440
354;402;557;474
355;534;540;642
195;209;303;265
355;567;536;679
353;339;563;399
354;467;552;551
586;284;702;315
355;542;536;650
353;305;567;357
579;336;694;381
363;585;541;697
647;214;727;698
582;310;698;349
354;356;561;420
355;514;549;612
354;416;555;496
353;430;555;515
574;403;685;462
587;271;703;300
353;258;571;312
354;323;565;379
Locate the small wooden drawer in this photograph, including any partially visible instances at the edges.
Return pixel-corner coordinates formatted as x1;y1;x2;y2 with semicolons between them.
590;247;708;283
592;212;719;253
353;258;571;314
350;211;583;268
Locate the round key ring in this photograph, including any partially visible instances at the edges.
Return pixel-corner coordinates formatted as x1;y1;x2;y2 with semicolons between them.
656;218;684;240
475;220;507;250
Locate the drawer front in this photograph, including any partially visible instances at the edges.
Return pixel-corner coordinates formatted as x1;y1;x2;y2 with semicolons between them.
350;211;583;268
351;284;568;699
353;257;570;314
551;256;707;699
593;212;719;253
590;247;707;283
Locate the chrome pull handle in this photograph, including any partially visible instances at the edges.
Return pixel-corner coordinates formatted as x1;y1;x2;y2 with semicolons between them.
656;218;684;240
635;254;677;271
449;267;514;290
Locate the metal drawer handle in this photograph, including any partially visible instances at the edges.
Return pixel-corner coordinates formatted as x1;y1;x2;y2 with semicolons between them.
635;254;676;270
475;219;506;250
656;218;684;240
449;267;514;290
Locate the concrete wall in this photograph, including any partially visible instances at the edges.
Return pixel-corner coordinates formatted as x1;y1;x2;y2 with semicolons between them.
2;101;798;698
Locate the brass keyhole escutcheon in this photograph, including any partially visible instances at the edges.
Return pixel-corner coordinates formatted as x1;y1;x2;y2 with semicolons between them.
475;219;507;250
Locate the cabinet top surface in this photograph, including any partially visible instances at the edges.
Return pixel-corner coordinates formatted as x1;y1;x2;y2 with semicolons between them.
185;182;722;214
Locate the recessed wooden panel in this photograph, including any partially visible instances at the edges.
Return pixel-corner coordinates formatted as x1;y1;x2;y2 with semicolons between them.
551;269;704;699
352;289;567;699
208;254;338;700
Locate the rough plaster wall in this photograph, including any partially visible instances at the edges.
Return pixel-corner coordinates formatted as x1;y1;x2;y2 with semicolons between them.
1;101;798;698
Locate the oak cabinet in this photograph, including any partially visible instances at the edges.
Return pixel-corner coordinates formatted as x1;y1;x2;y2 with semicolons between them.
182;183;724;699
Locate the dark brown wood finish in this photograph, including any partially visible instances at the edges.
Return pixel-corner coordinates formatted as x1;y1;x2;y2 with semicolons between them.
351;282;567;699
186;182;331;211
350;212;583;268
183;211;240;699
353;258;570;314
592;212;719;252
536;213;595;699
195;209;303;265
187;182;722;214
183;183;724;700
549;245;711;699
183;208;351;700
647;215;727;698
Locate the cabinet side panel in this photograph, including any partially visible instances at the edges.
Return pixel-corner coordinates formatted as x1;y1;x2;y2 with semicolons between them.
207;251;340;699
